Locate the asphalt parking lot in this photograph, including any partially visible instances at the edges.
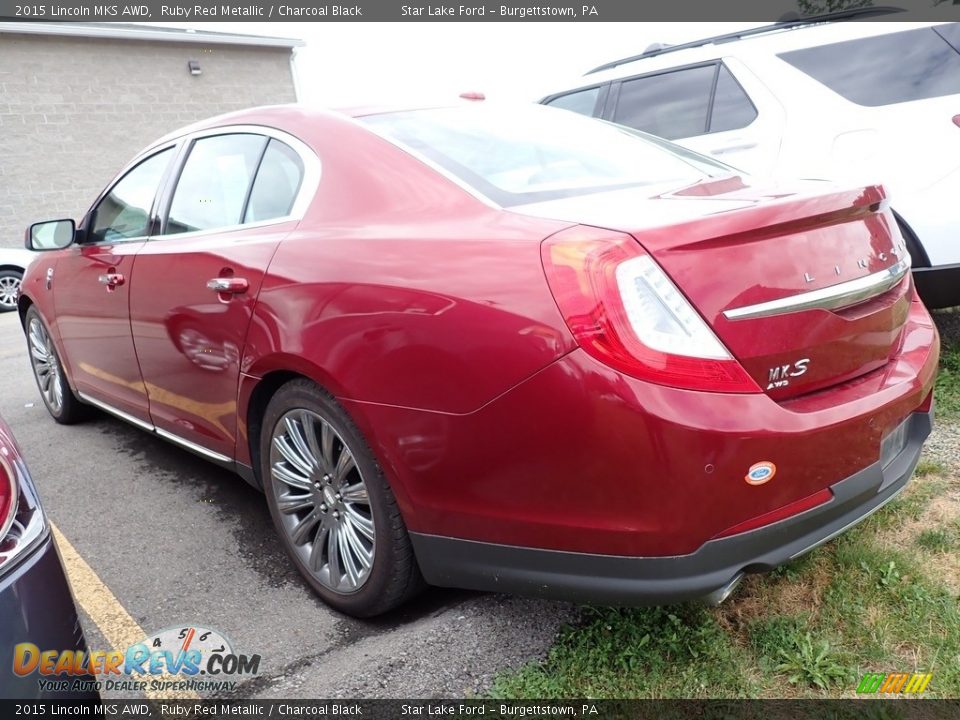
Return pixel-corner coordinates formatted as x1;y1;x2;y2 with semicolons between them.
0;311;576;700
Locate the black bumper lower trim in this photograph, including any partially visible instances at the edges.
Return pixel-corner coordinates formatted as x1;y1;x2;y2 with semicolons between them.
410;409;932;606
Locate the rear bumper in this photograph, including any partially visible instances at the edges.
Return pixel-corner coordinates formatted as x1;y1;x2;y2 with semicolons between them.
411;407;932;605
912;264;960;309
0;537;98;700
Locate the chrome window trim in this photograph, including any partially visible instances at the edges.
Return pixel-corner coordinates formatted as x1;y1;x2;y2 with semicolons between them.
143;124;320;241
723;255;911;321
151;216;299;242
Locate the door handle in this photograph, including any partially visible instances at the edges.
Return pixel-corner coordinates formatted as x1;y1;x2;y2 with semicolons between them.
98;272;125;288
207;277;249;295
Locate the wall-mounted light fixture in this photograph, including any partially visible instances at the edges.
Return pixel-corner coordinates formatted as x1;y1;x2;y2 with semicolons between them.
187;60;202;76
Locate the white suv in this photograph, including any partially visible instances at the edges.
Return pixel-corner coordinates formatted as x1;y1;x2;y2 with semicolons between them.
541;17;960;308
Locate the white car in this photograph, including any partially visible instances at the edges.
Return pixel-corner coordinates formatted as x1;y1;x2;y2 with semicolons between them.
541;14;960;307
0;247;37;312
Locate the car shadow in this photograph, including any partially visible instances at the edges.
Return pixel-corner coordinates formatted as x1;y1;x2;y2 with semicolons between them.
92;410;486;632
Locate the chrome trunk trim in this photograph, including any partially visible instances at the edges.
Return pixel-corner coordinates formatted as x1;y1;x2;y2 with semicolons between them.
723;255;910;321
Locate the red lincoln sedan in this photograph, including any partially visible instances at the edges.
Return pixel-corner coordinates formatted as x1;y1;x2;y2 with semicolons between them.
19;104;938;617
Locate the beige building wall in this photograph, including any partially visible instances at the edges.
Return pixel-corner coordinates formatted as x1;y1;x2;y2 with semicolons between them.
0;32;297;246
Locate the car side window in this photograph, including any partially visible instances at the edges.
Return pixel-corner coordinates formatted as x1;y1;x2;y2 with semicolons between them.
779;27;960;107
88;148;173;244
243;139;305;224
545;86;603;117
613;65;715;140
935;23;960;53
709;64;757;133
165;134;267;235
612;63;757;141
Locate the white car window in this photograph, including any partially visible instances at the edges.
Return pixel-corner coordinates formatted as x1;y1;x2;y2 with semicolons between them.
779;26;960;107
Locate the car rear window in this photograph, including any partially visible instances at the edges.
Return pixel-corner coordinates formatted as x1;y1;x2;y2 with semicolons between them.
778;26;960;107
361;105;731;207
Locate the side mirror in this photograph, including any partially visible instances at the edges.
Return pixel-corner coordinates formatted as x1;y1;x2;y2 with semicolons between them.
26;219;76;251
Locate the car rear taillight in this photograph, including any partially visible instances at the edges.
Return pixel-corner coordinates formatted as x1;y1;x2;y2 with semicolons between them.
953;115;960;128
541;226;760;393
0;453;16;541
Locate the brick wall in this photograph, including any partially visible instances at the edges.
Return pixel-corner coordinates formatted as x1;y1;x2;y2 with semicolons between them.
0;33;297;247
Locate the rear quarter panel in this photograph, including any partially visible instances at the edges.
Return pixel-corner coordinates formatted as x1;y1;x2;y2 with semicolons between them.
237;114;577;502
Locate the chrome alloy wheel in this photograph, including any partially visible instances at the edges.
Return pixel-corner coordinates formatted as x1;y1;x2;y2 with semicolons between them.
0;275;20;310
269;409;374;593
28;317;63;414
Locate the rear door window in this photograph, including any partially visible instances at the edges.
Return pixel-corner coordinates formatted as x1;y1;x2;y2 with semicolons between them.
611;63;757;140
165;133;267;235
613;65;715;140
779;27;960;106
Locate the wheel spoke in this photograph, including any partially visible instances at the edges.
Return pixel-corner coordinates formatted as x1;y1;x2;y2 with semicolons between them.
309;522;330;572
326;521;341;585
276;425;314;477
339;524;360;587
340;482;368;504
333;447;356;487
290;509;321;546
52;375;63;409
274;437;312;480
271;461;312;492
301;412;327;474
344;506;375;541
320;422;335;474
342;517;373;570
277;492;315;515
284;416;318;473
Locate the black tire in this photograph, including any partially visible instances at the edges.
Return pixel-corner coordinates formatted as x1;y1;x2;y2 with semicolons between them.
24;306;88;424
0;269;23;313
260;378;424;617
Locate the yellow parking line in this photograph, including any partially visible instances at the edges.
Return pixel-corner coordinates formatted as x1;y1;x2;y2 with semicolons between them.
51;523;199;700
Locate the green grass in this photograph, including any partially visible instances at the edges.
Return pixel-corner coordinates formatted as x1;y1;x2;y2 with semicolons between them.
491;604;758;699
916;527;955;553
915;459;946;477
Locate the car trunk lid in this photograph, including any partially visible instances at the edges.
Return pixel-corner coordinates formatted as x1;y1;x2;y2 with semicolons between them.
515;178;911;399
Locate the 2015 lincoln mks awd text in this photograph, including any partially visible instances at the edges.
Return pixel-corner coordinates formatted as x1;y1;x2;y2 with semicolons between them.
19;104;938;617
